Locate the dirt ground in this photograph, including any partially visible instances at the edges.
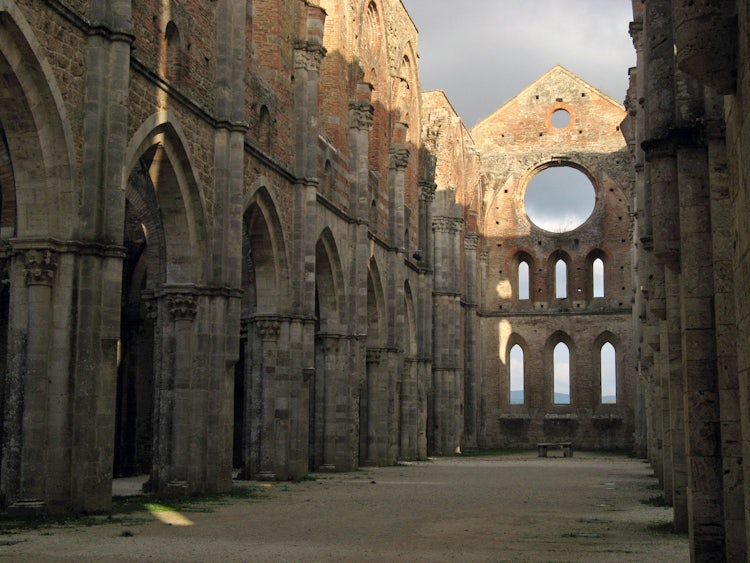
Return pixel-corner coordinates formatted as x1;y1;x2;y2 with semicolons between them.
0;451;688;562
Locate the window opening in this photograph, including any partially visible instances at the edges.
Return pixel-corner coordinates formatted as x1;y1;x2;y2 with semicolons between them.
551;108;571;128
593;258;604;298
553;342;570;404
555;259;567;299
601;342;616;404
518;261;530;300
524;166;595;232
509;344;524;405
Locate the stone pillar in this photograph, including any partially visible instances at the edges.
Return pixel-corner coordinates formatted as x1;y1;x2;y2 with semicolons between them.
676;130;726;560
431;214;464;455
641;0;687;534
13;250;57;510
317;335;340;471
256;318;280;481
364;348;384;465
163;291;197;492
705;100;746;561
400;357;419;459
463;233;479;451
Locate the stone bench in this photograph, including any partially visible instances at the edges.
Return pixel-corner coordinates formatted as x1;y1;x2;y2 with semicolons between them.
537;442;573;457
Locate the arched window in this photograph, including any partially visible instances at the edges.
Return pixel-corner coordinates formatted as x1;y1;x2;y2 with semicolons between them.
601;342;616;403
593;257;604;298
555;259;567;299
509;344;524;404
518;260;530;300
259;106;272;152
165;21;182;82
553;342;570;404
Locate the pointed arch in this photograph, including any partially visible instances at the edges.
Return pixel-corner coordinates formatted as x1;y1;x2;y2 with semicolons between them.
549;249;572;300
506;334;529;405
0;4;77;238
594;331;620;404
586;248;608;300
315;228;346;334
545;331;575;405
367;257;386;347
125;115;209;285
512;250;534;301
242;186;290;315
403;280;417;357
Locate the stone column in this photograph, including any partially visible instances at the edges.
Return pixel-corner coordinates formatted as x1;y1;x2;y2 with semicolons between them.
164;291;197;492
364;348;383;465
317;335;340;471
431;215;464;455
641;0;687;534
256;318;280;481
400;357;419;459
705;104;746;561
463;234;480;451
13;250;57;510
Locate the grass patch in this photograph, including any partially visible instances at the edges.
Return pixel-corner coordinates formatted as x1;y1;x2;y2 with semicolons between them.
0;485;260;534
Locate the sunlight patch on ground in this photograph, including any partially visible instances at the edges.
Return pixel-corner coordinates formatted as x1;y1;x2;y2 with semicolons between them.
145;503;195;526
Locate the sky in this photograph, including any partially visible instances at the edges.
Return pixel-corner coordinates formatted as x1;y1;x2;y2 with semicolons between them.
401;0;636;128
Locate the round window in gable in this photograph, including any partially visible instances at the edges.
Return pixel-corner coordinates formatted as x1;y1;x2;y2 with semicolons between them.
524;166;595;233
550;108;571;128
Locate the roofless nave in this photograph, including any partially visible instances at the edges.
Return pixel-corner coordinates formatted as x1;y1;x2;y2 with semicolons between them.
0;1;747;561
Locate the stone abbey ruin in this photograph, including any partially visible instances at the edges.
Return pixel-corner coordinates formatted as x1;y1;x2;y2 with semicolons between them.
0;0;748;560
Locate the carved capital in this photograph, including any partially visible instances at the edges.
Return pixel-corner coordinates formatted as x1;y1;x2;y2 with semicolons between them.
294;43;326;72
479;250;490;263
257;319;281;341
389;145;410;170
366;348;382;364
349;100;374;131
464;233;480;250
432;216;463;234
419;182;436;202
167;293;197;322
24;249;57;286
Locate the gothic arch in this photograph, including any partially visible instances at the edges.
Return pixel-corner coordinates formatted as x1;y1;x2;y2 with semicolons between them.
315;228;345;334
403;280;417;358
242;186;290;315
0;4;76;239
506;334;529;405
594;331;620;404
125;116;209;285
544;331;576;405
548;249;572;300
585;248;608;300
367;257;386;347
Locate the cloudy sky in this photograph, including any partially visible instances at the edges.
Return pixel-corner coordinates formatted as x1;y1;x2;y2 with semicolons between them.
401;0;636;128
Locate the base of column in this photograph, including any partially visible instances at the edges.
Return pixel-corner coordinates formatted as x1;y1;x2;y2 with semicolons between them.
256;471;277;482
9;499;46;515
318;464;337;473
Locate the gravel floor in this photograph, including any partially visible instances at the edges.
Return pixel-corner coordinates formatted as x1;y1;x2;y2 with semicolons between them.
0;452;688;562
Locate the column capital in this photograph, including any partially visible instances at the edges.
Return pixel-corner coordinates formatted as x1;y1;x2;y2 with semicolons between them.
257;319;281;341
419;182;436;202
294;41;326;72
389;145;410;170
349;100;374;131
24;249;57;286
464;233;480;250
432;216;464;234
167;293;197;322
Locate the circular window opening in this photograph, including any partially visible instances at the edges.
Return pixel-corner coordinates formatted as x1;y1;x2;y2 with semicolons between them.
550;108;571;128
524;166;595;233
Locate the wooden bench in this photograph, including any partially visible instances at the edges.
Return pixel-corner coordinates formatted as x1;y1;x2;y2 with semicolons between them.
537;442;573;457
